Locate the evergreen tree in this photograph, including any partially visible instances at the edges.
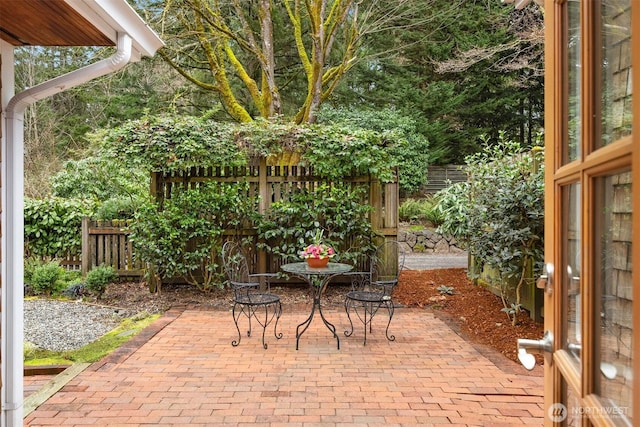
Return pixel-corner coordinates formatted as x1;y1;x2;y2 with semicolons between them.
331;0;544;164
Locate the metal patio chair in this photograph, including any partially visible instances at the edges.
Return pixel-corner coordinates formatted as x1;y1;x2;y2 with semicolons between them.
222;241;282;349
344;240;405;345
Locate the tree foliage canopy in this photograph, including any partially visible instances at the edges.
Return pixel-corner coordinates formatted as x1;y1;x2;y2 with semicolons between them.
151;0;443;124
17;1;545;195
102;112;425;189
330;0;544;163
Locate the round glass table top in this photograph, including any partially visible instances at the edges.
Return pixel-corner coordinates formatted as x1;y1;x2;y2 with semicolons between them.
281;262;353;275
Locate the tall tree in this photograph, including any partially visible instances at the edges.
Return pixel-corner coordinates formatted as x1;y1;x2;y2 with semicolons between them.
152;0;442;124
330;0;544;164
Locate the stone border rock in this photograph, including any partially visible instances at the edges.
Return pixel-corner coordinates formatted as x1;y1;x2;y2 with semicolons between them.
398;227;465;254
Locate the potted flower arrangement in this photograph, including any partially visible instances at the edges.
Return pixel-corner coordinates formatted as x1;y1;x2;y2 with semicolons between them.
300;229;335;268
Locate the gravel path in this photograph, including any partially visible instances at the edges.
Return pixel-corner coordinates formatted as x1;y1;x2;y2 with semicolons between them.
24;300;129;351
403;252;468;270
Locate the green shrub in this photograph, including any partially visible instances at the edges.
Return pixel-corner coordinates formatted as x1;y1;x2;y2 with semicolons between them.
130;181;255;291
24;257;43;286
94;197;140;220
399;197;443;226
435;134;544;325
256;184;378;265
50;154;148;203
433;181;471;238
85;265;119;298
29;260;66;296
61;269;82;284
317;106;431;195
24;197;92;258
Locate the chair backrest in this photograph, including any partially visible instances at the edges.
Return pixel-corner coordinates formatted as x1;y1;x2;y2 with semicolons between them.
221;241;251;286
370;240;405;289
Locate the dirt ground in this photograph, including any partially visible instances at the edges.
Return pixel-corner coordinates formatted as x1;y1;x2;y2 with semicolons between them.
100;268;543;366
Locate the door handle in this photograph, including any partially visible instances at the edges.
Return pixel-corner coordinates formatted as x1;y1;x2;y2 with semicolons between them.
536;263;554;294
517;330;553;370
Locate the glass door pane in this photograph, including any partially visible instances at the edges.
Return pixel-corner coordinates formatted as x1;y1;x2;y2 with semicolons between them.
594;171;633;423
566;382;582;426
563;183;582;363
565;0;581;163
598;0;632;147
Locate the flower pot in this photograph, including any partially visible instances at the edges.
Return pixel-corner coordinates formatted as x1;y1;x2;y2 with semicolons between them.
306;257;329;268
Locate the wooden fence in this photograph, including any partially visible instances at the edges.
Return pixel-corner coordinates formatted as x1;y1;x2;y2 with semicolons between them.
422;165;466;194
81;218;144;277
151;157;398;277
77;158;398;282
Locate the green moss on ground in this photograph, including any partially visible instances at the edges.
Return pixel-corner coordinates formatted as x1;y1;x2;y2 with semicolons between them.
24;314;160;366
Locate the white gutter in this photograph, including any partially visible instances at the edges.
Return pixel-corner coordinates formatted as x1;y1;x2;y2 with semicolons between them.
1;33;132;427
66;0;164;59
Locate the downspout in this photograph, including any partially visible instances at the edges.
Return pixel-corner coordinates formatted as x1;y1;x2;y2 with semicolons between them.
1;33;132;427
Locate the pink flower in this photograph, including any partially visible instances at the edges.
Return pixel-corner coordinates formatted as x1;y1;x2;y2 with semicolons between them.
300;229;336;259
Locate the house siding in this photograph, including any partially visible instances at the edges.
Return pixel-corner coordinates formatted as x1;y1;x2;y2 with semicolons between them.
0;50;3;409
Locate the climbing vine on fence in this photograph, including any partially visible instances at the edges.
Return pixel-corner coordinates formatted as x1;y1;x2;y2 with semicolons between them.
129;181;256;292
103;113;401;186
256;184;379;265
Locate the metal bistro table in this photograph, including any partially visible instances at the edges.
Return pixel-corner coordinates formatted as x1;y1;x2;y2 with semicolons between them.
281;262;353;350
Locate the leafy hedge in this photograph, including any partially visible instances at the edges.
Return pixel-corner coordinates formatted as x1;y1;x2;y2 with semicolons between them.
28;113;415;290
317;106;431;194
103;114;246;172
256;184;379;265
51;155;147;203
24;197;92;258
50;153;148;220
102;113;412;189
129;181;256;291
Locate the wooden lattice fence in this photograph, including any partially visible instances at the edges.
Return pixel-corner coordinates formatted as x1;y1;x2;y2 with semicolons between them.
151;157;398;277
76;158;397;283
422;165;467;194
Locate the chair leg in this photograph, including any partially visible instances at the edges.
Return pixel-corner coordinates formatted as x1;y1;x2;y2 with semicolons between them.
344;298;375;345
231;303;242;346
363;302;370;345
384;301;396;342
231;303;255;346
274;302;283;341
344;298;355;337
256;302;283;349
260;304;268;349
344;299;395;345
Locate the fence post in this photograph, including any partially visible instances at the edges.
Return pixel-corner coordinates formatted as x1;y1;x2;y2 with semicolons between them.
257;157;268;274
384;181;398;233
81;217;90;276
370;176;383;245
150;171;160;207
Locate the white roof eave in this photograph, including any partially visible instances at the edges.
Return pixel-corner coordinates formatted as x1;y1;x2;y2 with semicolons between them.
65;0;164;59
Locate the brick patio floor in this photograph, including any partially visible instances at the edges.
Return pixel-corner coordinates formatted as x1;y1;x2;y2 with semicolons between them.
24;306;544;426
